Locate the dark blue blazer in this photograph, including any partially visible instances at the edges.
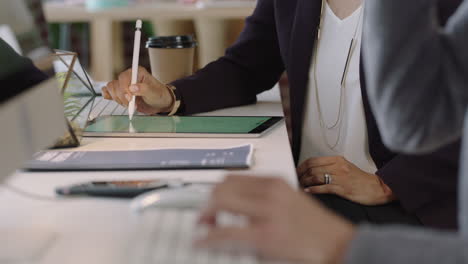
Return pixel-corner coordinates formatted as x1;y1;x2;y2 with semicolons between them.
172;0;462;230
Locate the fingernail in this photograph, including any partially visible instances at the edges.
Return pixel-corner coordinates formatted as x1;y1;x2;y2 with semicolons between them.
130;85;139;92
125;94;131;101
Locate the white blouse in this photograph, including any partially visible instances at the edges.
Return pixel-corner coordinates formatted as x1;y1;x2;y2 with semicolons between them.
299;2;377;174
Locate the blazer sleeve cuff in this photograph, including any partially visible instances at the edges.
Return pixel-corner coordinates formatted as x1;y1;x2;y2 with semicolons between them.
375;157;437;212
170;65;258;115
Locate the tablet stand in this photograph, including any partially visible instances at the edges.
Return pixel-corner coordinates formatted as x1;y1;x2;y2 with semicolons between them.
51;50;96;148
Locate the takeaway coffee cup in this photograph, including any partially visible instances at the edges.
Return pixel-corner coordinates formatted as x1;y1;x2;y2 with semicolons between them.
146;35;197;84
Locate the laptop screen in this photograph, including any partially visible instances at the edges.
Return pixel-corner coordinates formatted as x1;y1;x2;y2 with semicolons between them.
0;0;66;180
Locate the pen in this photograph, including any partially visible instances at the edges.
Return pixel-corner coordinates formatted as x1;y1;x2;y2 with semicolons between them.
55;179;189;198
128;19;142;121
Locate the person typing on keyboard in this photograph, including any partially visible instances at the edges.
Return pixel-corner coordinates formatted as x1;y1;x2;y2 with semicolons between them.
103;0;463;232
196;175;354;264
196;174;468;264
193;0;468;262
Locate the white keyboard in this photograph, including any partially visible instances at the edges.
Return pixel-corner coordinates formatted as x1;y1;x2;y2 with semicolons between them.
88;97;131;119
128;209;284;264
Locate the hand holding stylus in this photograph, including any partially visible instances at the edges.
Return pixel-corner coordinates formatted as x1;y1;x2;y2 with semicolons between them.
103;67;174;115
102;21;175;115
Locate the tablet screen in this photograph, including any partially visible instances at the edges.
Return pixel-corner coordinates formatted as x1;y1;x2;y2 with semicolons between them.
85;115;282;134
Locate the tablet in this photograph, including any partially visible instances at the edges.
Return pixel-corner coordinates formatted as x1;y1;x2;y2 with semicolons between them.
83;115;283;138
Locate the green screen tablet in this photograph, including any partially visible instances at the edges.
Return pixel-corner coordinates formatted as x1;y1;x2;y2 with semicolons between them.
83;115;283;138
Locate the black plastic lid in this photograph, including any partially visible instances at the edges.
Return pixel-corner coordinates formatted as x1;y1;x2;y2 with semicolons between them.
146;35;197;49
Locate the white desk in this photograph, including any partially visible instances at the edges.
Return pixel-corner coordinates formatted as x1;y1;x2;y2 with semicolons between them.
44;2;255;81
0;101;296;264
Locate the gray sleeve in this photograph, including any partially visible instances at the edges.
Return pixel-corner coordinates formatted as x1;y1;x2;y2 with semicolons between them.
363;0;468;153
345;225;468;264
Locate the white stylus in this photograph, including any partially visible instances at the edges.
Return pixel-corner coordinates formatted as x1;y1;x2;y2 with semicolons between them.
128;19;142;121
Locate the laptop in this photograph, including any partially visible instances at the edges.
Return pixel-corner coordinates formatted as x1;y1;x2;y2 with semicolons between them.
0;6;65;180
0;1;66;262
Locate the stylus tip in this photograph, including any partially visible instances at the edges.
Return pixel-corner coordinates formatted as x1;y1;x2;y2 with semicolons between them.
136;20;142;29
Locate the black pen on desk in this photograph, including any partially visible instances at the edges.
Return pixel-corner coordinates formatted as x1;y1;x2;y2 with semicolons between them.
55;179;187;198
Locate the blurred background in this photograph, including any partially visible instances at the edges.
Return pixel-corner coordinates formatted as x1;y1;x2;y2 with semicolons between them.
41;0;255;81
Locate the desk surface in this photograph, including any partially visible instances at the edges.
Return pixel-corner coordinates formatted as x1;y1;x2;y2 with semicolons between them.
0;102;296;264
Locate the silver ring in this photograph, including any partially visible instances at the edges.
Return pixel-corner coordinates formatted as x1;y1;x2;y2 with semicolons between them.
324;173;332;185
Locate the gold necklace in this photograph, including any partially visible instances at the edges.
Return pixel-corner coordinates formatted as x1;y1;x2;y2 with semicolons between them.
313;0;364;150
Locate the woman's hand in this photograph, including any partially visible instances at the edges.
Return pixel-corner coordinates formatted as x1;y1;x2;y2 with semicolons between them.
196;175;355;264
102;66;174;114
298;156;396;206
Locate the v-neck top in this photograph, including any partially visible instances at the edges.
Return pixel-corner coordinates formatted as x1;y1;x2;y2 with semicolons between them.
299;2;377;174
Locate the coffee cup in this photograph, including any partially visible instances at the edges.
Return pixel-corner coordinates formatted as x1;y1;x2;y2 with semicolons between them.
146;35;197;84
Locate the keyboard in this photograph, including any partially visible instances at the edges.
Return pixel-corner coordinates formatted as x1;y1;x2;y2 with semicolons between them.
71;96;129;122
128;209;285;264
89;96;131;119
